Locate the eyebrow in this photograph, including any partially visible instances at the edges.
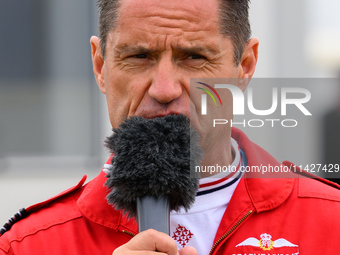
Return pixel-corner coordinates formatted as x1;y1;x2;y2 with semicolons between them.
114;44;219;56
175;46;220;56
114;45;155;56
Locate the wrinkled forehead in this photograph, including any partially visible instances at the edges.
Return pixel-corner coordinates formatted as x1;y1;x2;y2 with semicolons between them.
117;0;221;30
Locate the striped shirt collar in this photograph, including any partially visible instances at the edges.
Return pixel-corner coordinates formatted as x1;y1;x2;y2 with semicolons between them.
197;138;244;196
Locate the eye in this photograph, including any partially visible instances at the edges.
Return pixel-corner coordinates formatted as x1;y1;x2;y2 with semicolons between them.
187;54;206;60
132;54;148;59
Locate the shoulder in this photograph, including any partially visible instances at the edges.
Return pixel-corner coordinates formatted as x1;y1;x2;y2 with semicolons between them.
298;174;340;203
0;176;87;251
293;175;340;232
282;161;340;203
285;163;340;225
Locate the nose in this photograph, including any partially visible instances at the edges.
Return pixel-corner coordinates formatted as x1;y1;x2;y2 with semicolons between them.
148;57;182;104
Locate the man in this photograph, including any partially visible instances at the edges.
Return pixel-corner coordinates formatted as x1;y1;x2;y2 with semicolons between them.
91;0;257;252
1;0;340;254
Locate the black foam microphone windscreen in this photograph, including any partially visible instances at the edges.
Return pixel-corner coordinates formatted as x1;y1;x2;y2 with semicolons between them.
105;114;202;233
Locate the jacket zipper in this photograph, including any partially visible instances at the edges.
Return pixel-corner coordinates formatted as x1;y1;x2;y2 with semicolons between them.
208;210;253;255
122;229;136;237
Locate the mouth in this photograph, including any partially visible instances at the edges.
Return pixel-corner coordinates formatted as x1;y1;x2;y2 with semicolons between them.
138;110;186;119
143;112;181;119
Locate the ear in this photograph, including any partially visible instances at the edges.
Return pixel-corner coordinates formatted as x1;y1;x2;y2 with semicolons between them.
90;36;106;94
238;37;259;80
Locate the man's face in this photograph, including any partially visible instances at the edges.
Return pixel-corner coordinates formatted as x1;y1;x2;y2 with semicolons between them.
92;0;258;153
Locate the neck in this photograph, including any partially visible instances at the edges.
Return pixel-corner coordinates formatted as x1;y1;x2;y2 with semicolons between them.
199;135;234;178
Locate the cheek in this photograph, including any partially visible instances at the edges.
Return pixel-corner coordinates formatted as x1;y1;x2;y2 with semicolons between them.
104;69;131;127
190;89;234;132
104;69;150;127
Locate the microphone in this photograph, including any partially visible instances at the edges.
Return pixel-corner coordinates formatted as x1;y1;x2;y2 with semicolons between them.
105;114;202;234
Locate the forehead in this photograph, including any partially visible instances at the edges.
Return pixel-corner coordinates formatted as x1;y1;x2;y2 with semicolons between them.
116;0;221;35
106;0;225;54
120;0;218;19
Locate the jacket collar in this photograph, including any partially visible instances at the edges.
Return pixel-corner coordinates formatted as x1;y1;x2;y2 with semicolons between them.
77;159;138;234
77;128;294;231
213;129;295;244
232;128;294;213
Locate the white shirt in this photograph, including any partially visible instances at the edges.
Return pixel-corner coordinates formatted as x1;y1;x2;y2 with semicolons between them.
170;138;245;254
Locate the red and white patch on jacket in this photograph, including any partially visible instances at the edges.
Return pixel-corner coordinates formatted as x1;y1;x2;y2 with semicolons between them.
233;233;299;255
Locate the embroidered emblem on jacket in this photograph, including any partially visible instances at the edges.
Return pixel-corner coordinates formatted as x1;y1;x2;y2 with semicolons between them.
234;233;299;255
172;224;194;247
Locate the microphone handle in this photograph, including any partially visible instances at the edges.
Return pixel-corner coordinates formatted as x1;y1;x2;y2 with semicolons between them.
137;196;170;234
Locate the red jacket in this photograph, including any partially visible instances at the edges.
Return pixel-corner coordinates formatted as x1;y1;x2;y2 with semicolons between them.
1;128;340;255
